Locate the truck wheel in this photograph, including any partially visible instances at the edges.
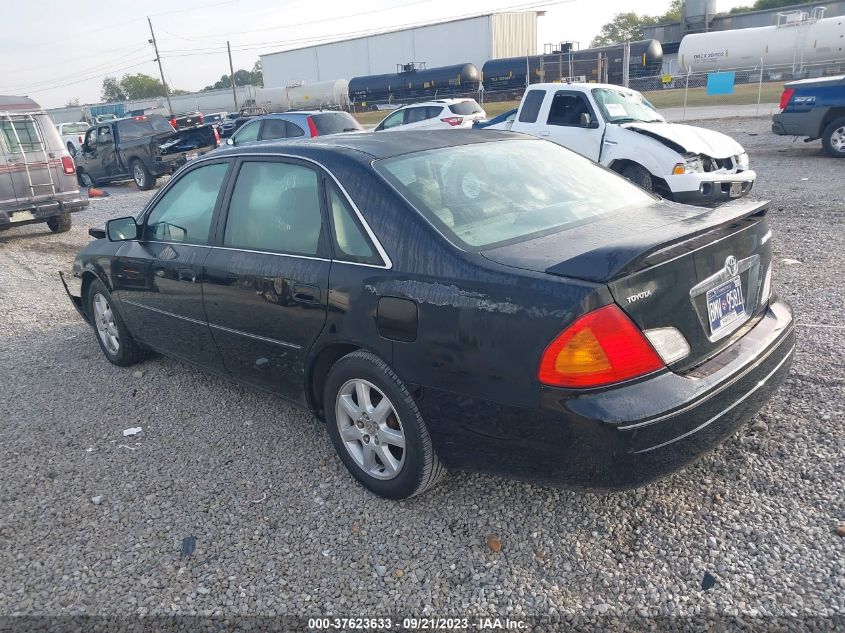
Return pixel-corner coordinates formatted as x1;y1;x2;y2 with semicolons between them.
47;214;72;233
821;118;845;158
67;142;76;155
131;159;157;190
621;164;654;193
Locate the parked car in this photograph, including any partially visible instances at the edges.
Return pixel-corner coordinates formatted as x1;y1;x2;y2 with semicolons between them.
56;121;90;155
230;107;268;135
220;112;240;137
74;114;219;190
1;96;87;233
170;111;204;130
772;74;845;158
509;83;756;205
374;99;486;132
62;131;793;499
226;111;364;147
473;108;517;130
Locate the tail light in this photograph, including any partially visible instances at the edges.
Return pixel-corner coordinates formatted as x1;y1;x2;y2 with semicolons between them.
78;135;84;144
306;116;319;137
170;118;178;128
779;87;795;111
60;155;75;175
440;116;464;126
197;113;204;124
538;304;664;388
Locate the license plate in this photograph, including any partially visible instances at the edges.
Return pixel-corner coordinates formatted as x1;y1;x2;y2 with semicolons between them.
729;182;742;197
186;152;199;161
706;275;745;336
10;210;34;222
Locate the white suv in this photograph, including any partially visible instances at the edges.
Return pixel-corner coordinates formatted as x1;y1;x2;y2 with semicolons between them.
374;99;486;132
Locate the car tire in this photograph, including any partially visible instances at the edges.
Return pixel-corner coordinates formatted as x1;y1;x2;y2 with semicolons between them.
86;279;144;367
131;159;157;190
47;213;72;233
821;117;845;158
621;163;654;192
323;350;445;499
67;142;76;155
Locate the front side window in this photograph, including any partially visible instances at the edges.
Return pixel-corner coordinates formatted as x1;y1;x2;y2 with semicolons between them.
97;126;113;146
223;161;322;256
379;110;404;130
547;92;591;127
375;139;654;250
146;162;229;244
327;184;379;264
518;90;545;123
234;120;260;145
0;118;44;153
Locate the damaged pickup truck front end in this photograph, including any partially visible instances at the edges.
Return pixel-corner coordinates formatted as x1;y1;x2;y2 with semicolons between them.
611;121;756;205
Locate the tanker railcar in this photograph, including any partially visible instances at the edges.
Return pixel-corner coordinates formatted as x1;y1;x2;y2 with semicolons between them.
349;63;482;108
481;39;663;93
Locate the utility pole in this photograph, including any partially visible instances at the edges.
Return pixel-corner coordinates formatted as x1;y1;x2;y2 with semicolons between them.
147;17;173;117
227;41;238;112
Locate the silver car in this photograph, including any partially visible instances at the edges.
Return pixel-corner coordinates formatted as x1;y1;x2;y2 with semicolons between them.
1;96;87;233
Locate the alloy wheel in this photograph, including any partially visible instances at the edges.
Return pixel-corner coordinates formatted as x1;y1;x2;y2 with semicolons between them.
335;379;406;480
831;126;845;153
92;293;120;355
133;163;145;186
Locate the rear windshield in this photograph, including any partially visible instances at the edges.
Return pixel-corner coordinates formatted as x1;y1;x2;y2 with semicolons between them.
374;139;654;250
309;112;363;135
449;100;483;115
0;118;44;152
204;114;223;123
61;123;89;134
117;117;173;140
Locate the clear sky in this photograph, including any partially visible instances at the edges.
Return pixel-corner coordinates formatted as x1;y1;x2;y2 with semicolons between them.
1;0;747;108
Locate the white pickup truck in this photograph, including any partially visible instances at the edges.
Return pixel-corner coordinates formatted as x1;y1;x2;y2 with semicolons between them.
502;83;756;205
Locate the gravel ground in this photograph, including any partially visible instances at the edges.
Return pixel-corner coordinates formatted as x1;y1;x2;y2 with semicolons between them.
1;118;843;628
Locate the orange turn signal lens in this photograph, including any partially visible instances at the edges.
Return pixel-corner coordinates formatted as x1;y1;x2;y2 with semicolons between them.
672;163;686;175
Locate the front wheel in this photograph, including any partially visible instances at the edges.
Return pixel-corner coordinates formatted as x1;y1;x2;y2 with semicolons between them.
86;279;144;367
621;163;654;192
821;117;845;158
131;159;157;190
324;351;445;499
47;213;71;233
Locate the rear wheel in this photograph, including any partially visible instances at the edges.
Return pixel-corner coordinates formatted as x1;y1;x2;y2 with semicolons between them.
621;163;654;193
77;169;91;188
821;117;845;158
324;351;445;499
86;279;144;367
67;142;76;155
131;159;156;190
47;213;71;233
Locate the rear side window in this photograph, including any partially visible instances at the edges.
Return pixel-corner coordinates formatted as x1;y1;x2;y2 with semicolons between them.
547;92;591;127
427;106;445;119
449;100;483;115
0;118;44;152
405;107;430;124
309;112;362;135
327;184;379;265
117;118;155;141
223;161;323;256
286;121;305;138
146;162;229;245
260;118;287;140
518;90;545;123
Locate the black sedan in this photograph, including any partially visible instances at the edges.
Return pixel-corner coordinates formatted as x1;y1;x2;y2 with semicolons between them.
61;131;795;499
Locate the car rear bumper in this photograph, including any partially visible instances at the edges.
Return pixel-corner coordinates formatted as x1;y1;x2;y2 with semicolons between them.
772;111;821;138
418;297;794;489
0;195;88;229
669;170;756;205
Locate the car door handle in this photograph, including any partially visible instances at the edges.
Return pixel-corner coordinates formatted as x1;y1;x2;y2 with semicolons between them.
539;130;550;137
178;268;196;283
293;284;320;303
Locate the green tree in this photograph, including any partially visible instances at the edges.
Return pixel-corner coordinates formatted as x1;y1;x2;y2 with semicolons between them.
730;0;797;14
119;73;167;100
65;97;81;107
590;0;682;47
202;62;263;92
101;76;126;102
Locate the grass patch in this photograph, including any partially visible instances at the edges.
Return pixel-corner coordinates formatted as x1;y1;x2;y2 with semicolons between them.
642;82;784;109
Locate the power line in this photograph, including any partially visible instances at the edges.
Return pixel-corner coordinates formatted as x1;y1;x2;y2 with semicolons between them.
1;53;154;93
6;60;155;96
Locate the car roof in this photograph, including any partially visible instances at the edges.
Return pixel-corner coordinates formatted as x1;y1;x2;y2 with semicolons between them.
392;98;474;110
210;129;530;162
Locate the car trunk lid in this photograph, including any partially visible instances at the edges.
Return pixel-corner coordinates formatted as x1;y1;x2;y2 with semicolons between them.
481;199;774;371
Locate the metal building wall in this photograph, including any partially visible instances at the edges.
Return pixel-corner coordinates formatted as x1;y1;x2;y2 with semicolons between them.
260;13;536;88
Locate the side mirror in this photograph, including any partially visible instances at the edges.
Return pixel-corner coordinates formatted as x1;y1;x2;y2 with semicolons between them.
580;112;592;127
107;216;138;242
226;137;234;146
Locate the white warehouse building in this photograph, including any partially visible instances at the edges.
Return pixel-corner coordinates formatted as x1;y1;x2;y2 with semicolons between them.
260;12;539;88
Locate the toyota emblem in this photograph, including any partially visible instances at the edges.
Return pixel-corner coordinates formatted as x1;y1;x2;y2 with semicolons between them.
725;255;739;277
